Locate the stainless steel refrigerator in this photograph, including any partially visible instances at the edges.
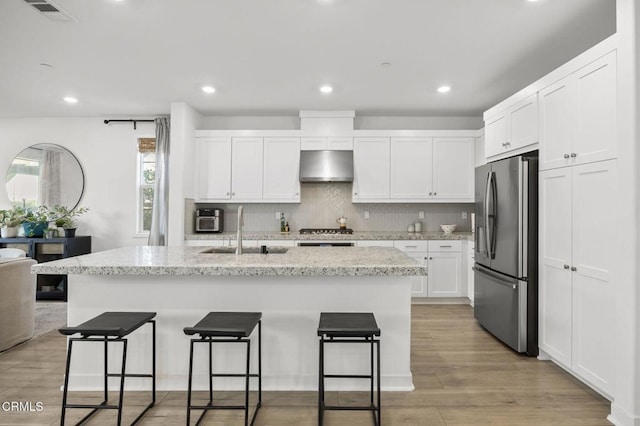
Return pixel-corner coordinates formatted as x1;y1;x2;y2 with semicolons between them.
474;153;538;356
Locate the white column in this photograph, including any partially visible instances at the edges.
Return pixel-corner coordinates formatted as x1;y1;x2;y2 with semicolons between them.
168;102;201;246
610;1;640;425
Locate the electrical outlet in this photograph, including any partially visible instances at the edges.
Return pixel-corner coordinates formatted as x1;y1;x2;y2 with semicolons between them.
364;210;370;219
275;212;280;220
419;211;425;219
462;212;467;220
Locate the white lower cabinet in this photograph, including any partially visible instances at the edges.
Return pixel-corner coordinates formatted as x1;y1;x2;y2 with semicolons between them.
539;160;616;396
467;240;475;304
427;241;463;297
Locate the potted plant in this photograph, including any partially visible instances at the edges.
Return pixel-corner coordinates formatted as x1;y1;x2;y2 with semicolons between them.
51;205;89;238
0;207;25;238
22;206;50;237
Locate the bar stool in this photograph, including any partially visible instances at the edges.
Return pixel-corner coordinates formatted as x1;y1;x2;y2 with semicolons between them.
183;312;262;426
58;312;157;425
317;312;381;426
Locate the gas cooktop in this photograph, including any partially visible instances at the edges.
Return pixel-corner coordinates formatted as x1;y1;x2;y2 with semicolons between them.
299;228;354;235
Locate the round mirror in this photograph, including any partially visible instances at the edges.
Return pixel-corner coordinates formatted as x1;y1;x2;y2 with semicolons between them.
5;144;85;210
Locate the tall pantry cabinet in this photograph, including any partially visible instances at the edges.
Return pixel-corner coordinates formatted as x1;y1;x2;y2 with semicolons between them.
538;49;617;397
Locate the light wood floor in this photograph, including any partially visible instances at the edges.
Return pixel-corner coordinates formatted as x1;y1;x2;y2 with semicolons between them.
0;305;611;425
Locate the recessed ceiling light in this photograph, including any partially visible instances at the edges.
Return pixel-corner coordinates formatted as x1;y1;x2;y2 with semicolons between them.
201;86;216;94
380;62;392;68
63;96;78;104
320;85;333;94
437;86;451;93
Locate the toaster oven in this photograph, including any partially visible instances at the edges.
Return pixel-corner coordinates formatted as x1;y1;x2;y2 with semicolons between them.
195;208;223;233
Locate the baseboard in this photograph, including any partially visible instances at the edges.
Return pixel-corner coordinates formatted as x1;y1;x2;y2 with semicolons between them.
411;297;471;305
608;402;640;426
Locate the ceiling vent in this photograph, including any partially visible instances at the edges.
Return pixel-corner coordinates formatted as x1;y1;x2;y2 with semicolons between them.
22;0;78;22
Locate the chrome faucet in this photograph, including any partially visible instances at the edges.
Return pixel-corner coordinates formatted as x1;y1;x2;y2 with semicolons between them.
236;205;244;254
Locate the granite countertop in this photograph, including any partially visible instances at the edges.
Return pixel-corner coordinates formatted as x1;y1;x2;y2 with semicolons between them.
30;246;428;277
186;231;473;241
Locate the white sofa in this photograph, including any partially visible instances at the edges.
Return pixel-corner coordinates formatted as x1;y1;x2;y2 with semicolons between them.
0;257;36;351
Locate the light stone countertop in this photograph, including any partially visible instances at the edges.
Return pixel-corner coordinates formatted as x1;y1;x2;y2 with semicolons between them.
30;246;428;277
186;231;473;241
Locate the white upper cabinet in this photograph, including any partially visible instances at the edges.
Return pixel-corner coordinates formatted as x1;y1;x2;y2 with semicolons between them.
353;137;390;201
540;51;617;170
196;137;232;200
389;137;474;202
231;137;264;200
432;138;474;200
390;138;432;199
263;138;300;201
301;136;353;150
485;94;538;159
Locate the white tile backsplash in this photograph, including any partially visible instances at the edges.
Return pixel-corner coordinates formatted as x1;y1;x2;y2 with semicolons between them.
192;183;473;233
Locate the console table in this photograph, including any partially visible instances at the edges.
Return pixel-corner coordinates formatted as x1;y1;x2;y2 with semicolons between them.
0;236;91;301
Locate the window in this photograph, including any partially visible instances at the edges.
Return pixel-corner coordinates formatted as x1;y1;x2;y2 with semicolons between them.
137;138;156;234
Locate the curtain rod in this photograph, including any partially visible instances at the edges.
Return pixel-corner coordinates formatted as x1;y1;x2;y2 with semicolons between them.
104;119;155;130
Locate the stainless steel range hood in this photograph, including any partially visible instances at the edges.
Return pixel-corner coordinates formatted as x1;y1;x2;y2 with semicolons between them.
299;150;354;182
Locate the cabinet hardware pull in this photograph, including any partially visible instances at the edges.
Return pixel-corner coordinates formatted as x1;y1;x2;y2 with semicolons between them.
429;257;432;260
232;192;235;196
440;245;452;248
564;154;570;159
571;266;577;271
354;192;358;196
405;245;418;248
226;192;230;196
564;264;570;269
429;192;432;196
296;192;299;195
570;152;577;157
506;142;511;146
434;192;437;196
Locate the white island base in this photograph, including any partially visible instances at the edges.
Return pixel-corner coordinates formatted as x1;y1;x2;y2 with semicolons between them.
65;274;413;392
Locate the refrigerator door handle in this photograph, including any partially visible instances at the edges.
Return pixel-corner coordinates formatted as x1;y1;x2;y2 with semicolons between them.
473;266;517;289
485;171;494;258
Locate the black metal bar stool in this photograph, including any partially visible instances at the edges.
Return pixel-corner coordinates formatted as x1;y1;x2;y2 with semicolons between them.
317;312;381;426
58;311;157;425
183;312;262;426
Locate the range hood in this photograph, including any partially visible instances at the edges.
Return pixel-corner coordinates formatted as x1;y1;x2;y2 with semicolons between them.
299;150;354;182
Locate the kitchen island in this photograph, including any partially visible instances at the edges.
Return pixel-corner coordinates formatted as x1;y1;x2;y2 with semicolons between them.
32;246;426;392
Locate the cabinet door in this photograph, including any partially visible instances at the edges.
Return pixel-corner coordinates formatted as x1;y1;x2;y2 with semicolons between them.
508;94;538;150
432;138;474;200
231;138;263;200
327;137;353;150
538;167;573;367
353;138;390;200
484;113;508;158
427;252;462;297
196;137;232;199
571;160;616;394
539;78;574;170
573;51;617;166
408;253;428;297
263;138;300;201
390;138;432;199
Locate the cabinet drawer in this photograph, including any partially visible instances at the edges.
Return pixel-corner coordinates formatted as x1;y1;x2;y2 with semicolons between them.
356;240;394;247
394;240;429;252
428;240;462;252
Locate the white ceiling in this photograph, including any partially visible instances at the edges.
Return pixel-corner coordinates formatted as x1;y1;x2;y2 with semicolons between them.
0;0;616;119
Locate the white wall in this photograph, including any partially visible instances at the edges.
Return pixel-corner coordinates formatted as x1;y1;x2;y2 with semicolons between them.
0;117;155;252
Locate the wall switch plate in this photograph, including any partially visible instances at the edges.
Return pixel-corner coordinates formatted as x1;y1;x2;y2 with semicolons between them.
462;212;467;220
364;210;370;219
275;212;281;220
419;211;425;219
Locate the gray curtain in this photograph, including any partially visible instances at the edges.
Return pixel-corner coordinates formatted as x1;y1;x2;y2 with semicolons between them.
38;148;62;207
148;117;170;246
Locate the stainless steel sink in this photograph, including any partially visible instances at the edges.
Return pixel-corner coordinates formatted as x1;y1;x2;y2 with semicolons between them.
200;246;289;254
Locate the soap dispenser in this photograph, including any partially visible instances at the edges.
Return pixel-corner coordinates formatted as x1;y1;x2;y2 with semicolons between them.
280;212;286;232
